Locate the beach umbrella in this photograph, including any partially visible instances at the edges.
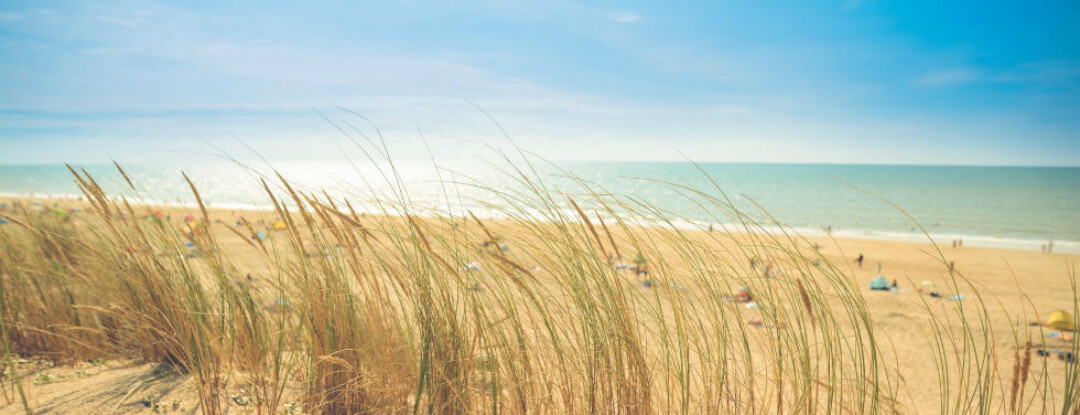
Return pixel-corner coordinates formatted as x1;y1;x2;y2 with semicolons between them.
1047;310;1075;331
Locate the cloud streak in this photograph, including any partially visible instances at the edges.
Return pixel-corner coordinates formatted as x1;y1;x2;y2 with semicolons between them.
611;13;641;24
911;69;979;87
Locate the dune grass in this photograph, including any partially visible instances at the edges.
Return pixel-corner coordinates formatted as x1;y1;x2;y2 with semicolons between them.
0;151;1076;414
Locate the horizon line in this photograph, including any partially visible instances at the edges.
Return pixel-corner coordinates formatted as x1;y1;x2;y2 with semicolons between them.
0;159;1078;169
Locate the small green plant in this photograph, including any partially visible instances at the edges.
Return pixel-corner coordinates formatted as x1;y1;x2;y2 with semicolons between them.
32;373;53;384
282;401;302;414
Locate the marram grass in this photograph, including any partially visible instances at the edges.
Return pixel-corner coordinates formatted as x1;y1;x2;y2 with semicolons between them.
0;153;1076;414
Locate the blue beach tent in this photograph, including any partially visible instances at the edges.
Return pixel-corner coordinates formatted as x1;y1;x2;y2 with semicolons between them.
869;275;890;291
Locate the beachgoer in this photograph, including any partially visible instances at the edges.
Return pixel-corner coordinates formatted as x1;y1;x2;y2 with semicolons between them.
734;287;752;303
856;254;864;268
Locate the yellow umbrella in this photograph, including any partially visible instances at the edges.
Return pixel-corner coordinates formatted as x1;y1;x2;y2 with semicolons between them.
1047;310;1075;331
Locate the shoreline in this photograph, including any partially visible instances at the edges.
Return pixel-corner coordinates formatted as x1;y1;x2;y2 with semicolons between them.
3;190;1078;255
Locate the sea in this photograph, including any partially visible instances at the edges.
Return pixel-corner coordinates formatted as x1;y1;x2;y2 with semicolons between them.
1;161;1077;254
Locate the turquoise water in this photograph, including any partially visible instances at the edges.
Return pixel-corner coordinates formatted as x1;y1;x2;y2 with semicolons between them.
1;161;1077;253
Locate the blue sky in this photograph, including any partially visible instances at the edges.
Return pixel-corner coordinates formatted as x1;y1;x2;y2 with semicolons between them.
0;0;1078;165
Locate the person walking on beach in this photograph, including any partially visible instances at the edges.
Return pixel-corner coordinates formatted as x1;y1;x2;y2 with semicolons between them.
856;254;864;268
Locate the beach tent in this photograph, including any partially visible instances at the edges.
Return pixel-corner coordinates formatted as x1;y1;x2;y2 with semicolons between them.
1047;310;1075;331
273;220;287;230
869;275;890;291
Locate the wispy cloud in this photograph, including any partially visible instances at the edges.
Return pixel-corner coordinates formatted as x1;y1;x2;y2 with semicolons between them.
911;69;979;87
991;60;1080;85
0;11;23;22
98;11;150;28
0;37;48;53
79;47;143;56
611;13;641;24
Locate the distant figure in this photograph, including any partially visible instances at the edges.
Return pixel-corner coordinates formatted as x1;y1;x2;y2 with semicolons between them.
952;239;957;248
750;257;757;270
891;279;898;289
856;254;864;268
948;261;954;272
734;287;752;303
958;238;963;248
1049;239;1054;254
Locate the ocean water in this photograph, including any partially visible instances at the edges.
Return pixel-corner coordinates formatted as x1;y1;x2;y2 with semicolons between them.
1;161;1077;253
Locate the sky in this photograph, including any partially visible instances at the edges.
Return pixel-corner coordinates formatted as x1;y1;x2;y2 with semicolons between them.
0;0;1078;166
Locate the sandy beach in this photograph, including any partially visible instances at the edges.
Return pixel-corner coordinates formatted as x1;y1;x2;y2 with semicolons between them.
1;194;1076;414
